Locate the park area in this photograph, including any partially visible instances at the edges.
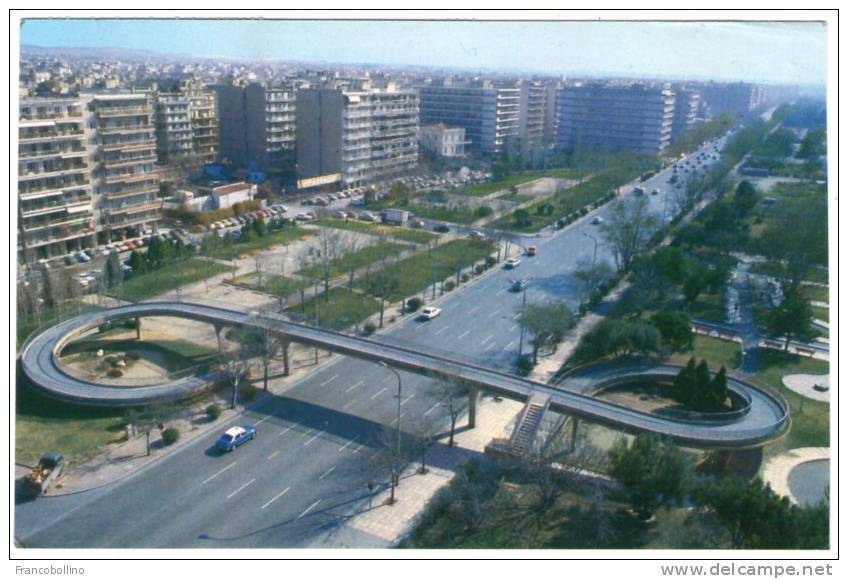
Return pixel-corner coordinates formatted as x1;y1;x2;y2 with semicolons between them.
321;218;437;244
201;226;314;260
285;287;380;331
108;258;230;302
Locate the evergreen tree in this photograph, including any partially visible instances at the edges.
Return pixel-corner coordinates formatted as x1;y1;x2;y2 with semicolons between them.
709;366;729;409
672;356;697;406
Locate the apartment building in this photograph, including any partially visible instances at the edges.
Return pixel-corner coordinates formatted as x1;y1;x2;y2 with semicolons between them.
696;81;764;118
214;81;296;174
670;87;701;142
555;82;675;156
18;97;94;263
296;83;419;189
420;124;468;158
518;80;548;152
90;94;161;243
155;80;220;168
418;79;520;156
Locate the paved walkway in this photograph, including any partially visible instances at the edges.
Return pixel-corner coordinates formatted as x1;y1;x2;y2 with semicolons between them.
761;447;830;506
343;395;523;545
782;373;830;403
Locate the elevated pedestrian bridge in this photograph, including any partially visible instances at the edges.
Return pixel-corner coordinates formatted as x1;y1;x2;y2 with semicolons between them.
19;301;789;449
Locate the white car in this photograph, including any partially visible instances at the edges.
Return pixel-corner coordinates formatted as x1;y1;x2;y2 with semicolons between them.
591;216;605;225
504;257;521;269
418;306;442;320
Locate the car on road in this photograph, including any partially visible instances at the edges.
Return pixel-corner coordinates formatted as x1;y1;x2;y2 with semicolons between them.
433;223;450;233
418;306;442;320
651;189;660;195
526;245;537;257
509;279;529;292
591;216;605;225
215;425;257;452
504;257;521;269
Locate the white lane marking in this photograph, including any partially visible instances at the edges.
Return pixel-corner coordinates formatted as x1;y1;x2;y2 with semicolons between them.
299;499;321;519
485;342;496;351
227;478;255;499
434;325;449;336
481;334;494;345
255;415;272;425
321;374;339;387
390;413;406;426
345;380;364;392
400;394;415;406
423;402;441;416
261;486;290;510
278;426;293;437
508;324;517;333
457;330;470;340
370;387;388;400
342;399;356;410
319;465;336;480
267;451;280;460
352;442;367;454
338;436;358;452
300;428;312;438
503;340;515;351
445;302;459;310
304;430;323;446
468;306;480;314
487;310;500;319
202;462;237;485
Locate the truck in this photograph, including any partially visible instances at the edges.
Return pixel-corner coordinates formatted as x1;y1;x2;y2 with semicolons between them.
23;453;64;497
383;208;409;225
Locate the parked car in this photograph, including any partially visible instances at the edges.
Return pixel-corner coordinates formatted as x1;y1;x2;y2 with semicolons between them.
433;223;450;233
215;425;257;453
418;306;442;320
504;257;521;269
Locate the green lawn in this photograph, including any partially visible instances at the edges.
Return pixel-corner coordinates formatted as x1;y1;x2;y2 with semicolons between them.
752;349;830;460
804;284;830;303
489;161;649;232
298;242;406;280
391;203;490;225
355;239;496;301
285;287;380;330
232;272;301;298
687;292;725;323
671;335;742;371
810;305;829;323
320;218;437;244
109;258;230;302
203;227;314;260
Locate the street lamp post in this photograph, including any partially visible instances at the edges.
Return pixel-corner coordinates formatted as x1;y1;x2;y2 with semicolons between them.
516;286;527;362
582;231;599;267
379;361;403;493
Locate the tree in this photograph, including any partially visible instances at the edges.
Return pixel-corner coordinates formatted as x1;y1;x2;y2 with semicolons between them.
127;250;147;274
311;219;348;301
671;357;729;411
517;302;576;364
765;284;814;351
430;375;470;447
672;356;698;407
364;268;400;329
573;257;614;306
651;311;694;353
572;318;662;363
600;197;658;272
693;476;828;549
609;433;690;520
406;417;437;475
732;180;758;218
234;327;279;392
757;197;827;290
221;349;250;409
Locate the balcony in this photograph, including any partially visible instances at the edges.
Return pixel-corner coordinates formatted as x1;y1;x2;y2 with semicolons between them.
100;155;157;170
97;125;154;136
19;130;85;144
102;172;159;186
96;106;152;118
19;164;89;182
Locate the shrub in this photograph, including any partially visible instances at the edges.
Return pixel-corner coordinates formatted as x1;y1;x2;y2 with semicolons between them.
407;297;423;312
461;273;470;283
443;280;455;292
474;264;485;275
485;256;497;268
516;354;535;376
125;351;141;361
241;384;259;402
206;403;222;421
363;322;377;335
106;368;124;378
161;427;180;446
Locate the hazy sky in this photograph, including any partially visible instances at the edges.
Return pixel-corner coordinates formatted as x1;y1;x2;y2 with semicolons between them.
20;19;827;85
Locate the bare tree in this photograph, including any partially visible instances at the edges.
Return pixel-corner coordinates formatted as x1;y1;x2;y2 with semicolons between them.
406;416;438;474
253;253;265;290
430;375;470;447
600;197;658;272
221;348;250;409
311;218;348;302
573;257;614;307
368;425;410;505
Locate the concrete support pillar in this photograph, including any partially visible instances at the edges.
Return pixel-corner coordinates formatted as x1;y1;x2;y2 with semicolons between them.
570;416;580;452
467;387;479;429
214;323;224;355
281;339;292;376
136;317;141;340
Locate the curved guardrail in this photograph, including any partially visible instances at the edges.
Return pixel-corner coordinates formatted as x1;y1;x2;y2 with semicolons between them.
18;301;790;448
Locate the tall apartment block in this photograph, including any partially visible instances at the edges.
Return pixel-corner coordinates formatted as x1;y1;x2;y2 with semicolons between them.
518;80;548;152
418;79;520;156
296;83;419;189
155;80;219;168
18;97;94;263
670;88;701;142
695;81;764;118
90;94;161;243
555;82;675;156
214;81;296;174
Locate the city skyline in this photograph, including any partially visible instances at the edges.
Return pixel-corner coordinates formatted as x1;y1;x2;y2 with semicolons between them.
21;18;827;85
